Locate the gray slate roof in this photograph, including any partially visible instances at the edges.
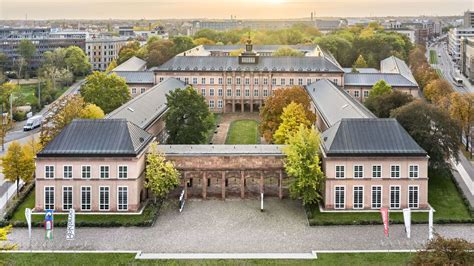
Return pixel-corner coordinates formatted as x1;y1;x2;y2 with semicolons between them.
158;145;284;156
380;56;418;85
152;56;344;73
113;56;147;71
321;118;427;156
113;71;155;84
107;77;186;129
343;67;380;74
344;73;418;87
306;79;375;128
38;119;154;157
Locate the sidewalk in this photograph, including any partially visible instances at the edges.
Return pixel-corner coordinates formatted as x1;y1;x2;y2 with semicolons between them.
451;152;474;208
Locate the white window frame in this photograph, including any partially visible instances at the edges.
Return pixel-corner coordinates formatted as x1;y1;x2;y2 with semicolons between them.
209;88;215;96
408;185;419;209
217;100;223;109
354;91;360;98
117;186;129;211
390;185;401;209
371;185;382;209
80;186;92;211
390;164;401;179
81;165;91;179
201;88;206;96
63;165;73;179
335;165;345;179
209;100;215;109
99;186;110;211
45;165;55;179
100;165;110;179
372;165;382;178
118;165;128;179
353;165;364;178
353;186;364;209
62;186;73;211
409;164;419;178
44;186;55;210
334;186;345;210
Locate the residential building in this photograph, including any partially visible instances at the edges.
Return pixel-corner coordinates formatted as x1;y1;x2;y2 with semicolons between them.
35;119;154;212
448;27;474;65
461;37;474;82
85;36;129;71
464;10;474;28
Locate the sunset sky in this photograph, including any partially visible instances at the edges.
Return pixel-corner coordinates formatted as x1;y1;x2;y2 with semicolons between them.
0;0;473;20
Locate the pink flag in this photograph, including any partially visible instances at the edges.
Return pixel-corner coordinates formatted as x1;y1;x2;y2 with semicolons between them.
380;207;389;237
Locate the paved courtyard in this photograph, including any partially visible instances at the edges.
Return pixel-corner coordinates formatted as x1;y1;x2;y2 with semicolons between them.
7;198;474;252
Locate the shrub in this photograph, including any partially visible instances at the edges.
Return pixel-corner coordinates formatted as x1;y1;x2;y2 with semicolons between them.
12;111;27;122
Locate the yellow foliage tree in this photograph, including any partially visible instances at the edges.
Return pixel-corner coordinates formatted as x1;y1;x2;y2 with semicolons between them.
273;102;312;144
0;225;17;250
424;79;453;104
81;103;105;119
1;141;35;195
105;59;118;73
449;92;474;151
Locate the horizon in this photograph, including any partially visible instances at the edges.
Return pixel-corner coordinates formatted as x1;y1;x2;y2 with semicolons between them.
0;0;473;20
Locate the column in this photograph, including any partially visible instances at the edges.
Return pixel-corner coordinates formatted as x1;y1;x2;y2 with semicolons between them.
260;171;264;194
202;172;207;199
250;99;254;112
240;171;245;198
232;100;236;112
279;170;283;199
184;172;188;200
221;171;226;200
241;99;244;113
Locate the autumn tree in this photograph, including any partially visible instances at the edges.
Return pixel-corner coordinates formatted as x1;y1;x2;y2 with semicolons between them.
369;80;392;97
64;46;91;77
1;141;35;195
165;86;215;144
17;40;36;78
353;54;368;68
145;142;180;202
449;92;474;152
146;39;176;67
80;103;105;119
81;71;130;114
117;41;142;65
364;90;414;118
193;37;215;46
259;86;316;143
411;234;474;265
105;59;118;73
283;125;324;205
0;225;16;251
272;47;304;57
391;100;462;168
424;79;453;104
273;102;311;144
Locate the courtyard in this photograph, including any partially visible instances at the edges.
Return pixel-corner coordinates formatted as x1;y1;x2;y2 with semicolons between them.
211;113;264;144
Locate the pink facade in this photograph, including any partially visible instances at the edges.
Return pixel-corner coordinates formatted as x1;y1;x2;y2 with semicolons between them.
344;86;420;102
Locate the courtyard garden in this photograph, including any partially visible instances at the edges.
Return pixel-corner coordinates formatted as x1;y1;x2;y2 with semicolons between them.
225;119;260;144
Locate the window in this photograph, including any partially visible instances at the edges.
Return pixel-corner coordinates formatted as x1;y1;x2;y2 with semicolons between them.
209;100;215;108
218;78;223;85
372;165;382;178
263;89;268;97
245;89;250;97
307;78;312;85
363;91;369;98
245;78;250;85
82;166;91;179
289;79;294;85
236;78;241;85
217;100;223;109
390;165;400;178
118;166;128;179
280;78;285;85
390;186;401;209
201;78;206;84
353;165;364;178
335;165;345;179
81;186;91;211
209;88;215;96
353;186;364;209
131;88;136;94
354;91;360;98
201;88;206;96
45;165;55;179
226;89;232;97
272;78;276;85
254;89;259;96
218;88;223;96
236;89;241;96
408;186;419;208
140;88;146;94
210;78;214;85
159;77;164;82
99;186;110;211
63;166;72;179
333;79;338;85
263;78;268;85
63;186;73;210
184;77;189;84
193;77;197;84
227;77;232;85
100;166;109;179
254;78;259;85
117;186;128;211
371;186;382;209
334;186;345;209
44;186;55;210
298;78;303;85
409;165;419;178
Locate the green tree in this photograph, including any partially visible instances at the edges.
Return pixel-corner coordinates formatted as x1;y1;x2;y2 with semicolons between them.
165;86;215;144
117;41;141;65
272;47;304;57
411;234;474;265
273;102;311;144
81;72;130;114
370;80;392;97
17;40;36;78
1;141;35;195
364;90;414;118
391;100;462;168
283;125;324;205
259;86;316;143
172;36;195;54
64;46;91;77
145;142;180;202
105;59;118;73
353;54;368;68
146;39;176;67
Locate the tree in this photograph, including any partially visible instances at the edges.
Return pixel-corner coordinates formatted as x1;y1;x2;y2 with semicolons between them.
117;41;141;65
105;59;118;73
273;102;311;144
17;40;36;78
1;141;35;195
411;234;474;265
81;72;130;114
146;39;176;67
424;79;453;104
193;37;215;46
172;36;195;54
165;86;215;144
64;46;91;77
145;142;180;202
369;80;392;97
80;103;105;119
391;100;462;168
259;86;316;143
283;125;324;205
449;92;474;152
353;54;368;68
272;47;304;57
364;90;414;118
0;82;17;114
0;225;16;251
38;65;73;91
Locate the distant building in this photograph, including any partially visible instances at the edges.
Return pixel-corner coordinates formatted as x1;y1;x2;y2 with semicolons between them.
464;10;474;28
448;27;474;65
118;26;134;37
85;36;129;71
461;37;474;82
386;29;416;44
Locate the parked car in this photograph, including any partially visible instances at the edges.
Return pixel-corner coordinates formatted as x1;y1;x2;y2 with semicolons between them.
23;115;43;131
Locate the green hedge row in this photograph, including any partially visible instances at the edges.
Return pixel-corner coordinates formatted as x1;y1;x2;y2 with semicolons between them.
1;182;35;222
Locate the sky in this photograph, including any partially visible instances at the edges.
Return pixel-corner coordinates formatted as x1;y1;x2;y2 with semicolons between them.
0;0;473;20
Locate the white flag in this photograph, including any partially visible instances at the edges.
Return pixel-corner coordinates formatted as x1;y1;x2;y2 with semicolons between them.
24;208;32;240
429;208;434;240
66;209;75;240
403;208;411;239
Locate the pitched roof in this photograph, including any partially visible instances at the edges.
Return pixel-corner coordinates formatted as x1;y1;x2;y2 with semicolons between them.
343;67;380;74
38;119;153;157
344;73;418;87
158;145;284;156
380;56;418;85
321;118;427;156
112;56;147;71
306;79;375;128
113;71;155;84
106;77;186;129
152;56;344;73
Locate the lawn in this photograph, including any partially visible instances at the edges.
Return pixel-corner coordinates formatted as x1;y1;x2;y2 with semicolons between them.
7;191;160;227
1;252;415;265
15;83;69;108
307;168;473;225
429;50;438;64
226;119;260;144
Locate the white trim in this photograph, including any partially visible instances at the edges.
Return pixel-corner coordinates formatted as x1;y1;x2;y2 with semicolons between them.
81;165;92;179
99;186;110;211
99;165;110;179
118;165;128;179
389;185;401;209
352;185;364;209
117;186;129;211
408;164;419;179
44;186;55;210
370;185;383;209
335;164;345;179
62;165;73;179
62;186;73;211
80;186;92;211
44;165;55;179
408;185;420;209
371;164;382;178
334;185;346;210
390;164;401;179
353;165;364;179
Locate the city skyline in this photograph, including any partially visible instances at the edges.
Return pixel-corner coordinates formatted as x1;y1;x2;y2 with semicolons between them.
0;0;473;20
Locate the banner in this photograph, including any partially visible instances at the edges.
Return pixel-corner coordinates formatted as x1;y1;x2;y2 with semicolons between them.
44;210;54;240
24;208;32;240
380;207;389;237
179;189;185;213
429;208;434;240
403;208;411;239
66;209;75;240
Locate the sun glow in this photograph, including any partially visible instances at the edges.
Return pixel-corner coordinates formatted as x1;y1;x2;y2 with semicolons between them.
265;0;285;4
